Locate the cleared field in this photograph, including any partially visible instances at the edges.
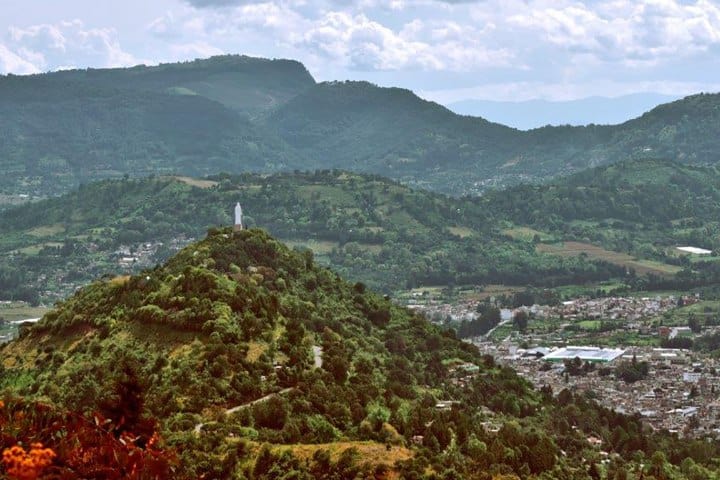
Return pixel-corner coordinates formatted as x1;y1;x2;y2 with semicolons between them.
168;176;219;189
474;284;525;301
537;241;681;277
283;239;338;254
16;242;63;255
0;304;49;322
26;224;65;237
577;320;602;330
502;226;554;242
271;441;413;470
448;227;474;238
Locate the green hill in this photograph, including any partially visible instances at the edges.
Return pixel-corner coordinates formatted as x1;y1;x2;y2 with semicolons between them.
483;159;720;289
2;228;717;478
2;55;720;197
263;81;609;192
0;171;625;303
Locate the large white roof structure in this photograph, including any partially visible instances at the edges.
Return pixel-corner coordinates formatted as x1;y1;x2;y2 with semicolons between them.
544;346;625;363
677;246;712;255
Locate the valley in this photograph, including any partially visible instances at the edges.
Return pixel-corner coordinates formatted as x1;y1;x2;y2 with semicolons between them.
2;50;720;479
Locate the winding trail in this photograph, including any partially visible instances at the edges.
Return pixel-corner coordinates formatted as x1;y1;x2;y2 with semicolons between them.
194;387;295;435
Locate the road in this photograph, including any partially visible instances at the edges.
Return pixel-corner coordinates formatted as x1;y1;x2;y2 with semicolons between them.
194;387;295;435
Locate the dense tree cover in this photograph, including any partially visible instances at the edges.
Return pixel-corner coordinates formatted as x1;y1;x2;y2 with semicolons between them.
456;306;502;339
0;172;627;301
0;55;313;197
483;159;720;230
3;56;720;196
2;229;718;478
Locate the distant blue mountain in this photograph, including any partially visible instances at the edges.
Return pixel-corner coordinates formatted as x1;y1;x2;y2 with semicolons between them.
447;93;680;130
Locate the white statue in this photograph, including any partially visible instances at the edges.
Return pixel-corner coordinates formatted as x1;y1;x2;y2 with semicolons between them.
234;202;243;230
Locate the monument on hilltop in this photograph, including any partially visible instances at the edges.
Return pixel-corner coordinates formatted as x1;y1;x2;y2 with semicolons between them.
234;202;243;232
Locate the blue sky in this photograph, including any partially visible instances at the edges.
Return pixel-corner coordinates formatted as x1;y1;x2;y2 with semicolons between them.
2;0;720;105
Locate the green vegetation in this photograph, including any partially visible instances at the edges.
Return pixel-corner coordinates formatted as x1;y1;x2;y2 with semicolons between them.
483;159;720;291
9;158;720;303
0;55;312;197
615;356;650;383
3;55;720;197
0;171;629;302
3;228;720;478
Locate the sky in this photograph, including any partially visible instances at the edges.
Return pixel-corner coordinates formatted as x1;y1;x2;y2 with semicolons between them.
1;0;720;105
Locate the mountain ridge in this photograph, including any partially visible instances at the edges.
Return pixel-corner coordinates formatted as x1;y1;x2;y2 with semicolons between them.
2;54;720;196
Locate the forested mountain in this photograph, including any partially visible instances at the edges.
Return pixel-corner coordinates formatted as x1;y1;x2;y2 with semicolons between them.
2;228;717;478
1;54;720;197
0;56;311;196
0;171;623;303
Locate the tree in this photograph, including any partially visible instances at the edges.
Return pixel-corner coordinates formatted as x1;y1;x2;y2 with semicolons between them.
688;315;702;333
513;310;529;333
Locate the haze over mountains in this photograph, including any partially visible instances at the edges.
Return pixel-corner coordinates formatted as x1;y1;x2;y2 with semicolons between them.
447;93;680;130
2;54;720;197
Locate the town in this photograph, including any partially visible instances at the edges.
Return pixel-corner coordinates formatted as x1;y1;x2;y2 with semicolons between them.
403;287;720;438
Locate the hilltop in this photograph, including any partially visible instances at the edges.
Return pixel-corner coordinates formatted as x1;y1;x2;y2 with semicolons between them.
2;55;720;197
2;228;718;478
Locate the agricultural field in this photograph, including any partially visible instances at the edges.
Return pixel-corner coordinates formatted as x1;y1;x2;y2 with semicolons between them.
537;241;681;277
447;226;475;238
0;302;48;343
167;176;219;189
502;225;556;242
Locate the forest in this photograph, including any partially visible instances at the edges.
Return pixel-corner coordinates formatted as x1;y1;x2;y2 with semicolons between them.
2;228;719;479
0;171;633;303
3;55;720;197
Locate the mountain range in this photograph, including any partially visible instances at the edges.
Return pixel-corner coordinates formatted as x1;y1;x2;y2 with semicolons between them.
2;54;720;196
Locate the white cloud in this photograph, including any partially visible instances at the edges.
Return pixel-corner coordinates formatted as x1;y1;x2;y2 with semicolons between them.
0;44;41;74
169;41;225;58
505;0;720;64
3;19;141;73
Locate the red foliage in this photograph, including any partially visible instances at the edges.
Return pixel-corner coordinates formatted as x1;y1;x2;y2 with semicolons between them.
0;398;178;479
2;443;55;480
